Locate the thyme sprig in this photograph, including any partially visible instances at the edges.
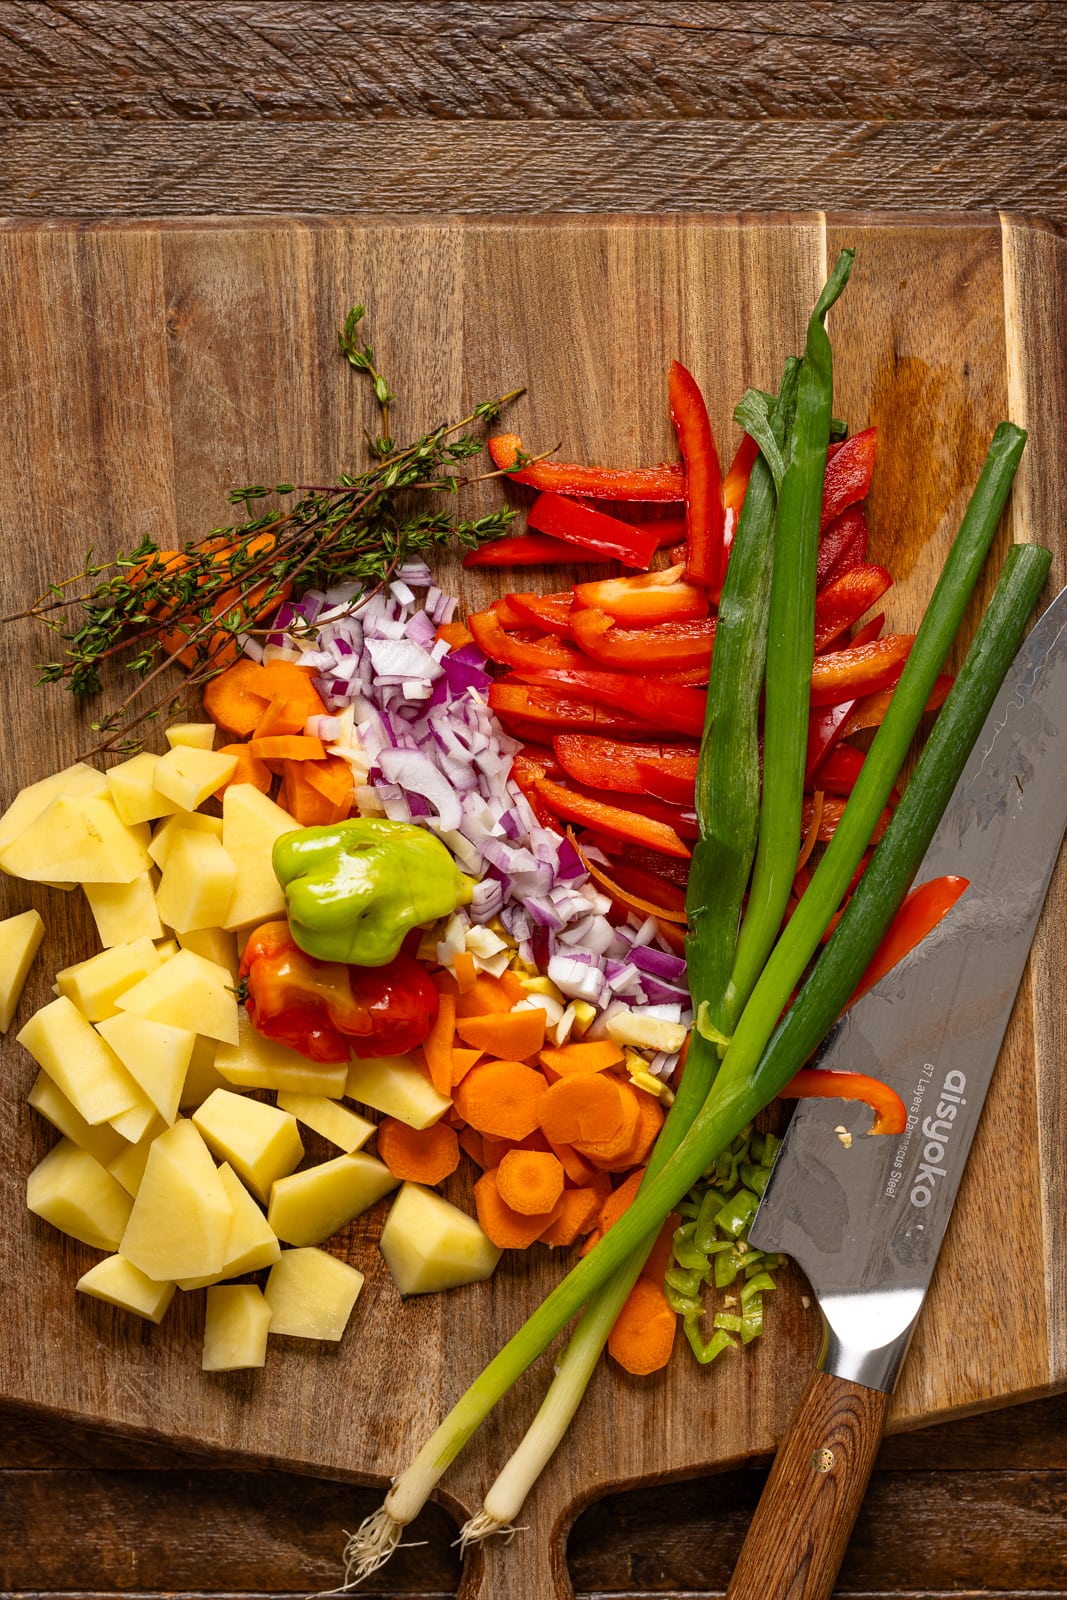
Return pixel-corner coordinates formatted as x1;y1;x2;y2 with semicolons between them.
10;308;523;754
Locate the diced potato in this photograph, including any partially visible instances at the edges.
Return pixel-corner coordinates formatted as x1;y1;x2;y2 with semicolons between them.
154;938;181;960
106;1136;156;1197
77;1254;175;1323
264;1248;364;1341
0;907;45;1031
179;1036;229;1111
18;996;144;1124
27;1137;134;1250
177;925;239;980
0;794;152;884
380;1182;502;1295
27;1070;128;1167
0;762;108;855
215;1009;347;1097
346;1054;452;1129
203;1284;272;1371
108;1100;164;1145
115;949;240;1045
119;1118;232;1281
106;752;185;826
192;1087;303;1204
275;1093;375;1153
155;830;237;934
267;1152;397;1246
166;722;215;751
56;938;161;1022
148;811;224;869
83;872;163;947
221;784;298;930
177;1163;281;1288
96;1010;196;1125
154;745;238;812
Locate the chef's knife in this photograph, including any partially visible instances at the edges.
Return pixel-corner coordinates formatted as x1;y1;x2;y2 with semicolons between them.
726;582;1067;1600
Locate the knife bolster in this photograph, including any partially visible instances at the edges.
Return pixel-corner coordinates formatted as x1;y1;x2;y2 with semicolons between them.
817;1287;925;1392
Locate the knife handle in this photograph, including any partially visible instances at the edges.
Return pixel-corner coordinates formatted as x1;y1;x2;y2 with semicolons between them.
726;1369;891;1600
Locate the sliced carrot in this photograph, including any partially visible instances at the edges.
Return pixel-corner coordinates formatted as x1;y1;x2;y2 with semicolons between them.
496;1149;565;1216
457;1125;487;1168
303;755;355;807
422;990;457;1097
538;1185;604;1247
481;1129;552;1167
254;695;311;739
280;763;348;825
607;1276;677;1374
453;1058;547;1141
454;974;514;1018
572;1079;642;1166
455;1008;546;1061
202;659;273;737
376;1117;460;1185
538;1072;627;1148
497;968;530;1005
598;1167;647;1235
545;1136;600;1187
583;1085;664;1171
248;734;327;762
473;1167;562;1250
538;1039;625;1077
450;1046;483;1087
453;949;478;993
640;1212;681;1286
257;660;329;722
214;742;272;796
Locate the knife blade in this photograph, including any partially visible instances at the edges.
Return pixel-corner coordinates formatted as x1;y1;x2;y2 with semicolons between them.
726;581;1067;1600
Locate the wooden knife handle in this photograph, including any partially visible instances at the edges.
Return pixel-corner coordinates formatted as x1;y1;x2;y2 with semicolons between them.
726;1369;891;1600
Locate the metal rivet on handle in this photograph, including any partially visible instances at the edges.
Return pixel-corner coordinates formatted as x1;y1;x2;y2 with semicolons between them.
811;1448;835;1474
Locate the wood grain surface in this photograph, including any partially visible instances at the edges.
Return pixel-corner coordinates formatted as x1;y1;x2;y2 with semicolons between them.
0;210;1065;1599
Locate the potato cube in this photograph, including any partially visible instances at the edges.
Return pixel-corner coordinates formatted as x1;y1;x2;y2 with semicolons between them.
177;1163;281;1288
379;1182;502;1296
116;949;239;1045
119;1118;232;1281
267;1152;397;1246
27;1138;134;1250
106;752;186;826
18;997;143;1124
179;1037;229;1111
221;784;298;930
148;811;223;869
275;1093;375;1153
346;1054;452;1130
192;1088;303;1203
27;1070;128;1167
166;722;215;751
0;762;108;854
56;938;161;1022
0;794;151;884
77;1254;175;1323
155;830;237;934
0;907;45;1031
108;1100;164;1145
106;1136;156;1197
96;1010;196;1125
83;872;163;947
215;1010;347;1097
264;1248;364;1341
154;745;238;811
154;938;181;961
203;1284;272;1371
177;925;239;980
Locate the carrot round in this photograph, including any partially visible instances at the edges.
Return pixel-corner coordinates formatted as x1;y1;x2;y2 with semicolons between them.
376;1117;460;1185
473;1168;562;1250
538;1185;604;1247
496;1149;565;1216
452;1058;547;1142
598;1166;647;1235
455;1008;546;1061
538;1040;625;1077
248;734;327;763
214;742;272;796
607;1276;677;1374
202;659;273;737
582;1084;664;1171
421;990;457;1098
538;1072;627;1147
454;974;515;1018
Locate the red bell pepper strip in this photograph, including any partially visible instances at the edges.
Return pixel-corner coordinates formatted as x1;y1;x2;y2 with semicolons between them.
634;757;698;805
571;563;709;625
463;532;612;568
840;671;953;740
800;794;892;847
778;1068;906;1136
488;432;684;502
722;433;759;561
626;513;689;548
596;840;692;889
533;775;691;859
668;360;725;591
805;698;859;783
515;665;708;737
816;505;869;588
850;876;970;1004
570;606;716;673
808;633;914;706
488;681;653;737
569;836;689;921
808;742;866;795
564;780;700;838
552;732;700;796
821;426;877;530
468;608;586;672
525;492;662;569
503;591;575;637
813;563;893;652
489;594;533;629
239;921;438;1064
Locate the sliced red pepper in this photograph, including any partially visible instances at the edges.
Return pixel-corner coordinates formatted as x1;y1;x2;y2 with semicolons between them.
596;840;692;889
488;432;684;502
488;681;653;737
571;841;689;921
463;532;612;569
840;671;953;739
516;665;708;738
809;634;914;707
503;591;575;637
570;606;716;673
534;776;691;859
806;699;858;783
467;608;586;672
553;732;700;796
526;492;662;569
635;757;698;805
490;593;533;629
814;564;893;652
571;563;709;625
850;876;969;1005
778;1067;905;1136
800;794;892;846
564;780;699;838
821;427;877;530
816;505;869;588
722;432;759;561
626;513;689;548
668;360;724;591
809;742;866;794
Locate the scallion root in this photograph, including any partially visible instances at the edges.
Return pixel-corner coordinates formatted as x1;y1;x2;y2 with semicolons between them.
342;1507;404;1586
457;1510;522;1551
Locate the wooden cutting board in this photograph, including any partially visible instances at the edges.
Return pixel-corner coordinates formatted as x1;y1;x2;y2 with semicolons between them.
1;213;1065;1599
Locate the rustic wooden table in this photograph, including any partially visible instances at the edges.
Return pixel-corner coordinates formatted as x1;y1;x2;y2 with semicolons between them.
2;5;1066;1597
